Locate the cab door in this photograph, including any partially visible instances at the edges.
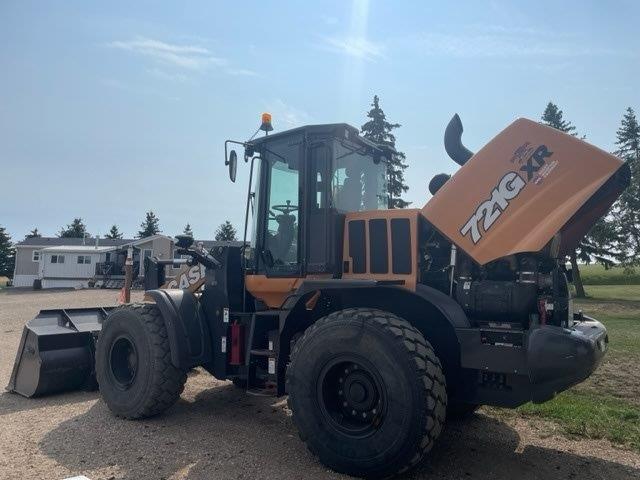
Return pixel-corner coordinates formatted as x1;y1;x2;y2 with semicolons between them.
306;140;343;275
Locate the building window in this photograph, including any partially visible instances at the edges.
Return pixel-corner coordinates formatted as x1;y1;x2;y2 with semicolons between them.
51;255;65;264
77;255;92;264
32;251;41;262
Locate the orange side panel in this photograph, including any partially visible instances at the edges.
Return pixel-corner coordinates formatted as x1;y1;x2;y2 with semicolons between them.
245;274;332;309
422;118;624;265
342;209;420;291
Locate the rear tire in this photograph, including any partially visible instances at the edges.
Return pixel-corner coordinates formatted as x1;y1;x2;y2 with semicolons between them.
287;308;447;478
96;303;187;419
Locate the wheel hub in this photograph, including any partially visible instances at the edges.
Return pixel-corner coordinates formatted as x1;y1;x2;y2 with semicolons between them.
341;368;378;414
318;358;385;437
109;336;138;389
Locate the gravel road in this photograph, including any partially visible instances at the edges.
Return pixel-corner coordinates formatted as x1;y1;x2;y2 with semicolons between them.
1;289;639;480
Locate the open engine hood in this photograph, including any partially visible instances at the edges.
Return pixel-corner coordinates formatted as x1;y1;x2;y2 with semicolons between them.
422;118;630;265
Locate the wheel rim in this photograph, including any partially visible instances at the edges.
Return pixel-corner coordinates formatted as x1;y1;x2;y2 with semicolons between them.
317;356;386;438
109;336;138;389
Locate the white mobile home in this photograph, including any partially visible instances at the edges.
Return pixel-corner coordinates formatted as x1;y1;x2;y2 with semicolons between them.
37;245;118;289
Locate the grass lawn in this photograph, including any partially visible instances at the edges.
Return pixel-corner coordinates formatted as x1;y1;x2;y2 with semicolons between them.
489;287;640;451
580;284;640;302
578;263;640;285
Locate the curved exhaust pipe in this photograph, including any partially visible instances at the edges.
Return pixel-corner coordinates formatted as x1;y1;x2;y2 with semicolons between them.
444;114;474;166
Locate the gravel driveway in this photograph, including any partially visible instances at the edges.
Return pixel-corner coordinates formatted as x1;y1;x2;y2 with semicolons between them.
1;289;639;480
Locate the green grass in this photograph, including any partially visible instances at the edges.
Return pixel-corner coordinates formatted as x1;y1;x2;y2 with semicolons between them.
578;263;640;285
517;391;640;450
497;291;640;451
580;284;640;301
597;313;640;357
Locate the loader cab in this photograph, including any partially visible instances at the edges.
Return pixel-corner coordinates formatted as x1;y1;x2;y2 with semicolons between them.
243;124;390;278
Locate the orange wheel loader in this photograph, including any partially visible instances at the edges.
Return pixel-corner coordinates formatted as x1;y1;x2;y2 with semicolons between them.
9;113;629;478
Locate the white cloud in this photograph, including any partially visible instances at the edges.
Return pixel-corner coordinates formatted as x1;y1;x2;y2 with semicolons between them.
318;35;386;61
107;36;261;78
107;37;226;70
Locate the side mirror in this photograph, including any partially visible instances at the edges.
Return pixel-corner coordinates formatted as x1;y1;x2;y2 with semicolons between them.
226;149;238;183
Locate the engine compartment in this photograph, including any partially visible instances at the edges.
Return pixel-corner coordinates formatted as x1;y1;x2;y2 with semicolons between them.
419;222;571;330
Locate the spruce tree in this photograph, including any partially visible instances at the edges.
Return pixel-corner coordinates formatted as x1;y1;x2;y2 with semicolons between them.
25;228;41;239
105;225;124;240
183;223;194;237
541;102;577;136
614;107;640;265
540;102;616;297
361;95;410;208
137;211;161;238
215;221;238;241
0;226;15;277
58;218;89;238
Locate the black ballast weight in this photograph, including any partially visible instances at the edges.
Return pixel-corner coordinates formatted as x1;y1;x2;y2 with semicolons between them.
7;307;113;397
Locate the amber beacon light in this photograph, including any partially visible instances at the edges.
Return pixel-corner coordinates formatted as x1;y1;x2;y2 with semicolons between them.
260;112;273;132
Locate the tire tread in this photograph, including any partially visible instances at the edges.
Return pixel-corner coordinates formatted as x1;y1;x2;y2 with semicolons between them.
287;307;447;477
99;303;187;419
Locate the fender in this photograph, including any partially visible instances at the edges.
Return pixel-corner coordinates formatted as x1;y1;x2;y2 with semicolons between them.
281;279;471;329
276;280;471;396
145;289;213;369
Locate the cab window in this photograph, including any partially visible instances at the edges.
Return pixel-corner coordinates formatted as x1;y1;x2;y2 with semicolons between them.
261;136;302;273
332;140;388;212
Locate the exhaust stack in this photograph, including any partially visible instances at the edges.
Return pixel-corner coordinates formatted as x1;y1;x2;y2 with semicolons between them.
444;114;474;166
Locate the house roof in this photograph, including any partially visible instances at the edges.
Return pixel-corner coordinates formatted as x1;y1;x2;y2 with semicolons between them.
40;245;118;254
17;237;134;248
17;236;237;252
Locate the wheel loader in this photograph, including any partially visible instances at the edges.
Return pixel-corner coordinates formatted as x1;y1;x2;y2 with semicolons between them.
8;112;630;478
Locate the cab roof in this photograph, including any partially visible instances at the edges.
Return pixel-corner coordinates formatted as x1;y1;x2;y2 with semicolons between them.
248;123;382;151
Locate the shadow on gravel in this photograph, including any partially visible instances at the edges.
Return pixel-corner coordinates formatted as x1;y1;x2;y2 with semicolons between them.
0;390;99;416
39;384;640;480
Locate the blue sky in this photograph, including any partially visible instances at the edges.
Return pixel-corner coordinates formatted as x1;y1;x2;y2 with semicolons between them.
1;1;638;241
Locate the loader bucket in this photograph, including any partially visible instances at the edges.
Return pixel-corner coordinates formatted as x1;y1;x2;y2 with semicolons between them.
7;307;114;398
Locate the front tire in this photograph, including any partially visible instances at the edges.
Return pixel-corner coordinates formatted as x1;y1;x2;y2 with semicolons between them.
96;303;187;419
287;308;447;478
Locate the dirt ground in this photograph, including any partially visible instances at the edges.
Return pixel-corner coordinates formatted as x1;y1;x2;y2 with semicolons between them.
1;289;639;480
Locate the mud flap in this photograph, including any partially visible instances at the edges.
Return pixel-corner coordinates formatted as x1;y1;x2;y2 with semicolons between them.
7;307;114;398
